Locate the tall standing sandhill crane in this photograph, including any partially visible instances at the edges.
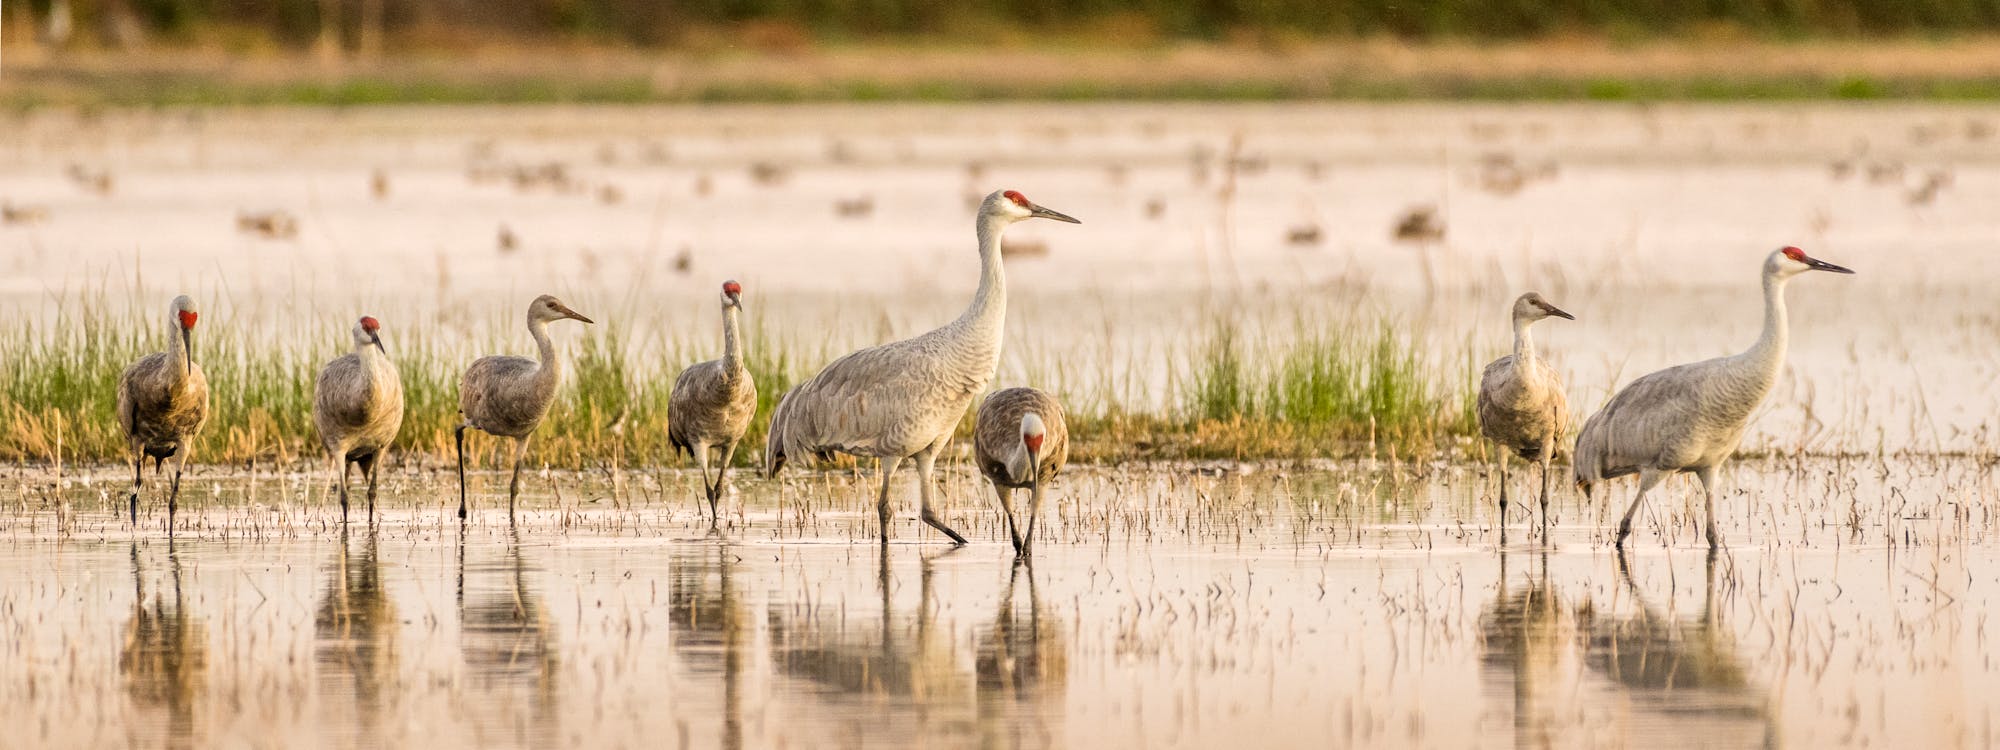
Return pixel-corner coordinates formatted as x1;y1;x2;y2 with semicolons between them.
314;316;404;521
1477;292;1574;539
668;280;758;527
117;295;210;528
764;190;1079;545
974;387;1068;555
1575;247;1854;550
455;295;594;521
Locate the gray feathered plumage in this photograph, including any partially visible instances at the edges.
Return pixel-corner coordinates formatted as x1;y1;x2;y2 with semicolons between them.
1574;247;1854;549
1476;292;1573;537
668;281;758;526
974;387;1068;555
762;189;1080;545
117;295;210;527
454;294;593;520
314;316;403;520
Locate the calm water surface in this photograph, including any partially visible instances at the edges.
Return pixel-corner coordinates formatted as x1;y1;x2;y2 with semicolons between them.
2;459;1995;748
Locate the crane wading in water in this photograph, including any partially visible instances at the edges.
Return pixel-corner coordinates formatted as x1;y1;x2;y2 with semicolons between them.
1574;247;1854;550
456;295;594;521
763;189;1080;545
668;280;758;527
117;294;210;528
314;316;404;522
974;387;1069;556
1477;292;1574;540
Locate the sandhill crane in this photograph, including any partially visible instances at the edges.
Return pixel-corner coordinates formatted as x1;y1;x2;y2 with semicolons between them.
668;280;758;527
975;387;1069;555
314;316;405;521
117;295;210;527
455;295;594;521
1477;292;1574;539
764;190;1079;545
1575;247;1854;550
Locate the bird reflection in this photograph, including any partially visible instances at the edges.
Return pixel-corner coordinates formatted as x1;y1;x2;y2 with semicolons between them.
120;541;208;749
976;559;1067;748
669;544;748;750
457;527;559;745
1478;548;1577;747
768;546;969;700
314;526;400;742
1583;551;1773;743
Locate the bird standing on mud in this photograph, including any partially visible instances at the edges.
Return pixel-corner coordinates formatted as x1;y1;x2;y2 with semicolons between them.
1477;292;1574;540
456;294;594;521
117;294;210;528
975;387;1068;555
314;316;404;521
764;189;1080;545
669;280;758;528
1575;247;1854;550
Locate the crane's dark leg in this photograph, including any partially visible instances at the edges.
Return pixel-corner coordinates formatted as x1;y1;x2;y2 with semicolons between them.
1023;473;1046;557
168;448;188;534
1696;466;1721;550
693;442;716;527
338;457;353;523
454;424;469;521
1615;469;1665;550
507;435;530;522
992;481;1022;553
876;456;902;544
129;451;143;526
913;444;967;545
714;441;739;526
1538;451;1554;543
1496;456;1510;544
361;452;380;520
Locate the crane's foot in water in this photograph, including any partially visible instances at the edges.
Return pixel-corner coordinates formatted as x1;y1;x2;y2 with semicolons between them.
921;511;969;546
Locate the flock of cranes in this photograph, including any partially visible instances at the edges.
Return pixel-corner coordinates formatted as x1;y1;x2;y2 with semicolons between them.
109;189;1852;554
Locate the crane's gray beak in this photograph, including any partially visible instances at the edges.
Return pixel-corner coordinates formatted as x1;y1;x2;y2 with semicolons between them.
1805;256;1855;274
559;304;594;324
1028;203;1081;224
1545;305;1575;321
370;331;386;354
180;328;193;376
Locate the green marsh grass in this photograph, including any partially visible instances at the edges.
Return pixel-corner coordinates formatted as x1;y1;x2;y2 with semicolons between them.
1;292;1475;468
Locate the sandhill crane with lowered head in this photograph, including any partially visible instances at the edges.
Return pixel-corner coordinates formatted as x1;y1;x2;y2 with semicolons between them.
1575;247;1854;550
455;294;594;521
763;189;1080;545
1477;292;1574;539
117;295;210;527
314;316;404;521
669;279;758;527
975;387;1068;555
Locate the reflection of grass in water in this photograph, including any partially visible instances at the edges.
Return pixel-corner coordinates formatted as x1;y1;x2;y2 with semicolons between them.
0;292;1471;465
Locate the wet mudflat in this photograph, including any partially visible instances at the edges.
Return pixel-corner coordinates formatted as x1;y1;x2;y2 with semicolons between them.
2;457;1996;748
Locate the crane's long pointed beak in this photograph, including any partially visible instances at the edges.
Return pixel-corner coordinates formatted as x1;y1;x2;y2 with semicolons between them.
560;305;595;324
1548;306;1576;321
371;332;386;354
181;328;193;376
1029;204;1081;224
1806;257;1856;274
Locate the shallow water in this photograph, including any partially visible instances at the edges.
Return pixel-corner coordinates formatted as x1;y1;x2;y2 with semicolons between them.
3;457;1997;748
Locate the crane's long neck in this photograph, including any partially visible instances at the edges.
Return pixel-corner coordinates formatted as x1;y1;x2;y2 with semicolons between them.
954;214;1009;337
721;305;745;379
1510;315;1538;372
529;316;561;390
166;323;191;385
1743;271;1790;379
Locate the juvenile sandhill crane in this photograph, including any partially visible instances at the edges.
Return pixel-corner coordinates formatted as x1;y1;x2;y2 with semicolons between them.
975;387;1069;555
314;316;404;521
669;280;758;527
117;295;210;527
1477;292;1574;539
455;295;594;521
764;190;1079;545
1575;247;1854;550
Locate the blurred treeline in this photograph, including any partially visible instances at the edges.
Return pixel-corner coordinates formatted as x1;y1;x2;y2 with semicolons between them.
11;0;2000;52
